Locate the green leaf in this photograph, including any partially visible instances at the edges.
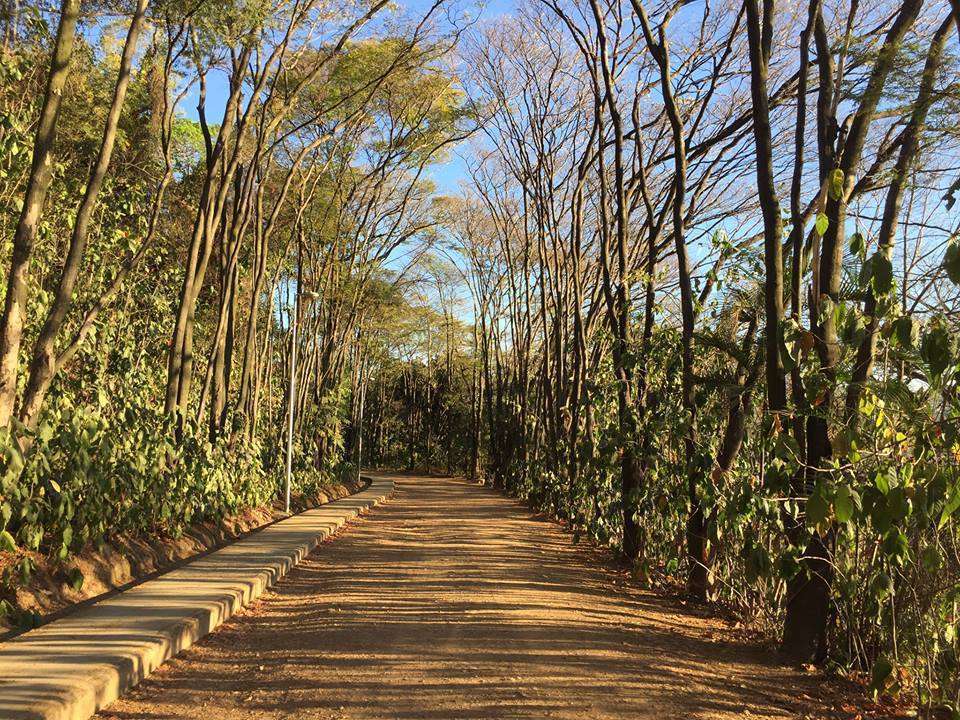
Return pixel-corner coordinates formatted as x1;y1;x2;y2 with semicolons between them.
893;315;917;349
834;485;854;523
806;486;830;527
871;572;894;601
874;470;890;494
19;556;33;583
829;169;844;200
776;550;801;581
858;254;874;289
944;238;960;285
921;545;941;572
883;529;910;565
37;422;54;444
0;529;16;552
868;252;893;295
67;567;84;592
870;498;892;534
841;311;866;346
920;322;955;380
870;656;894;696
940;485;960;529
745;546;771;585
887;487;911;522
849;231;866;257
815;212;829;236
778;337;797;371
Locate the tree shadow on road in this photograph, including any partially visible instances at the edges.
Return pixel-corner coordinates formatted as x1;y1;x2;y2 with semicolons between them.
97;475;833;720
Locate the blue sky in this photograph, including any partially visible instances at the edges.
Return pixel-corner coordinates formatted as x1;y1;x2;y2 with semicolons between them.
421;0;515;195
428;148;472;196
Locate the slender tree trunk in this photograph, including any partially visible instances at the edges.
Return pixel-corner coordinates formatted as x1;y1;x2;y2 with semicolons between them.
0;0;79;429
744;0;787;420
647;19;703;600
845;12;951;415
164;53;249;421
18;0;149;429
784;0;923;662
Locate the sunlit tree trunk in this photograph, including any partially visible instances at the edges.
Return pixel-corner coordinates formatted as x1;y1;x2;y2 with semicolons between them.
0;0;79;430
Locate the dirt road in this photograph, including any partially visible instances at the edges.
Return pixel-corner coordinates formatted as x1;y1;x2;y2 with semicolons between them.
95;474;829;719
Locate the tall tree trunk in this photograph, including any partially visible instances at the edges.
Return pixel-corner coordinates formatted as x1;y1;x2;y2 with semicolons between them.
164;53;249;421
634;9;702;599
784;0;923;662
18;0;149;429
744;0;787;421
845;11;951;415
0;0;79;430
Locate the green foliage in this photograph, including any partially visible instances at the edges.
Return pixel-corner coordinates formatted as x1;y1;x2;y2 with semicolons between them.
920;318;956;382
859;251;894;295
170;117;206;177
0;400;276;558
815;212;829;236
944;238;960;285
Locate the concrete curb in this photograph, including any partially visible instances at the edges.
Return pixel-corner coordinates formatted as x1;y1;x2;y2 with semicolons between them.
0;474;394;720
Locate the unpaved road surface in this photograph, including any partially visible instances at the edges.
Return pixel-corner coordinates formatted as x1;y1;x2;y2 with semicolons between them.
96;475;830;719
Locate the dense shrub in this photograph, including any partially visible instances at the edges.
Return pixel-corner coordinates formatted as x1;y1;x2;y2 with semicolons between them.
0;401;277;560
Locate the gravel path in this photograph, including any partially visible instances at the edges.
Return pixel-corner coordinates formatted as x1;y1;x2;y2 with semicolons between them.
95;474;828;719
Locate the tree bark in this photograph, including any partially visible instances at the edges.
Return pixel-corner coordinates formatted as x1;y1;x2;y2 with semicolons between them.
783;0;923;663
18;0;149;429
0;0;80;430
